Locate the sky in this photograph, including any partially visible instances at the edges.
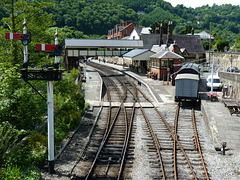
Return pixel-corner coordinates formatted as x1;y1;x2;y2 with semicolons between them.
164;0;240;8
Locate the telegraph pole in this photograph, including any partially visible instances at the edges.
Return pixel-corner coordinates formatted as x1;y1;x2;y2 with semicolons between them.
209;23;212;64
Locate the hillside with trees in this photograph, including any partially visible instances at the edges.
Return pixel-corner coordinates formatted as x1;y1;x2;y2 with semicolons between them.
1;0;240;49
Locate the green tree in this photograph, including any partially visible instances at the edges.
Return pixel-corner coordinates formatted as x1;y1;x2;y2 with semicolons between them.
234;32;240;52
149;20;168;34
0;1;56;131
216;39;229;52
202;40;210;50
2;0;55;66
179;25;192;34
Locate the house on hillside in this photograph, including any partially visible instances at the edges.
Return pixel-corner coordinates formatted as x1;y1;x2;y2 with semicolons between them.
107;20;138;40
187;30;214;41
128;27;151;40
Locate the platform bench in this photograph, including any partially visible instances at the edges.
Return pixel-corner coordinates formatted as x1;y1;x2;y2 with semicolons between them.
222;98;240;115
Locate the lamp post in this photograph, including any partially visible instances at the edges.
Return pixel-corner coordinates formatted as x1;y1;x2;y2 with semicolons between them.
210;55;214;101
229;54;233;72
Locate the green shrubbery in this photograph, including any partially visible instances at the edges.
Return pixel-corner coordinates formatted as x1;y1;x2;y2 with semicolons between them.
1;132;46;179
0;68;85;178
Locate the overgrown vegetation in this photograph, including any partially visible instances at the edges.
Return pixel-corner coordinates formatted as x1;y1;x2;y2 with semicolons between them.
0;69;85;179
0;0;86;178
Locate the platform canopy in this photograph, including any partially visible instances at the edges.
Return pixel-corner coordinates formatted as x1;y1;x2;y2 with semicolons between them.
65;39;143;49
123;49;155;61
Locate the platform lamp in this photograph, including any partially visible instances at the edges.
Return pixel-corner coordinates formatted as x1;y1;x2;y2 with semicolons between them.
229;54;233;71
210;55;214;101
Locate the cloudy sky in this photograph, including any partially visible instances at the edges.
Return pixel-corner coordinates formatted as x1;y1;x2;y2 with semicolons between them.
164;0;240;8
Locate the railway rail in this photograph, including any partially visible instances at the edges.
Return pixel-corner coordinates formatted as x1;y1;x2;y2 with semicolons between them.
68;63;209;179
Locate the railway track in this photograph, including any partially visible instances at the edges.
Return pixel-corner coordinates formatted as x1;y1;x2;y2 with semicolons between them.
70;63;137;179
68;63;209;179
137;84;209;179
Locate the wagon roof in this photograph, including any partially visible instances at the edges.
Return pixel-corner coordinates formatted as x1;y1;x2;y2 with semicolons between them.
177;63;199;74
175;73;199;80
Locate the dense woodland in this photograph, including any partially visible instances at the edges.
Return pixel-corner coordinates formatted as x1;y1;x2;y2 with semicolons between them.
0;0;240;178
1;0;239;48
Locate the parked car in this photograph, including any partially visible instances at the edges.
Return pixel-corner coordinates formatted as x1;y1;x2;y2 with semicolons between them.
227;67;240;73
206;75;222;91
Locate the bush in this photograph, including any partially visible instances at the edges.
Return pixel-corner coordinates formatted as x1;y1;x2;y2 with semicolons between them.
0;68;86;177
53;69;85;145
0;122;23;166
1;165;41;180
54;103;82;145
4;132;47;171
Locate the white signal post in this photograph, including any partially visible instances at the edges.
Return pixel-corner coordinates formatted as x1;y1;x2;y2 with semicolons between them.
55;29;59;64
6;20;61;174
47;79;54;173
23;18;28;63
47;29;59;174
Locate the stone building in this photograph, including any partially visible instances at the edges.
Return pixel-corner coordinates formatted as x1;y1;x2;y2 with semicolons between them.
107;20;138;40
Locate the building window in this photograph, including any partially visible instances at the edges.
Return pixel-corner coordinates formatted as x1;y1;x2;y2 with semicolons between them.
156;60;160;67
133;36;135;40
125;29;127;35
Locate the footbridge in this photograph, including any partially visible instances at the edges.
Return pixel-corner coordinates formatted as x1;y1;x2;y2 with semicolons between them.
64;39;143;70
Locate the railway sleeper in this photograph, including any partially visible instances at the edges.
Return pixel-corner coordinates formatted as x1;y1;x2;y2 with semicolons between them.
100;151;123;156
102;147;123;151
125;156;134;160
92;175;120;180
98;156;121;163
104;144;124;148
151;175;164;179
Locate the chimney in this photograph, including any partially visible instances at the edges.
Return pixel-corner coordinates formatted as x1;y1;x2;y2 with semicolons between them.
166;21;173;47
173;41;177;53
159;23;163;46
191;27;194;35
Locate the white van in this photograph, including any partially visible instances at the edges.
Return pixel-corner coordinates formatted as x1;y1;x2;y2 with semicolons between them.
206;75;222;90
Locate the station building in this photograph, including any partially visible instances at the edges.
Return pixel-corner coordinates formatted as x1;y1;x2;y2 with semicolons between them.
64;21;205;80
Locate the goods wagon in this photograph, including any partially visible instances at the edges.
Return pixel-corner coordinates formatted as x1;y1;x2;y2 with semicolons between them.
175;63;200;102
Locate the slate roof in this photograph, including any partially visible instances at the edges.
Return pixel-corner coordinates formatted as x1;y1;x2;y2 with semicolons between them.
133;27;143;36
150;50;184;59
151;44;174;53
141;34;205;54
123;49;149;58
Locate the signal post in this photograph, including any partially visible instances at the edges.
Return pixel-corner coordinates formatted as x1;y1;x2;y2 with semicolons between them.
6;19;63;174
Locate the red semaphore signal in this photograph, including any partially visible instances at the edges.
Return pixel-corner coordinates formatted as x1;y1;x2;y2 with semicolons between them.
5;32;23;40
37;44;56;51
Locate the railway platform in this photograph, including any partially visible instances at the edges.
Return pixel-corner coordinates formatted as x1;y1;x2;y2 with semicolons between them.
84;60;240;151
201;98;240;150
84;60;175;105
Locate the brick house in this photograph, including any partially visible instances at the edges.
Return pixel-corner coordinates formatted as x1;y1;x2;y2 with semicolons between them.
108;20;138;39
